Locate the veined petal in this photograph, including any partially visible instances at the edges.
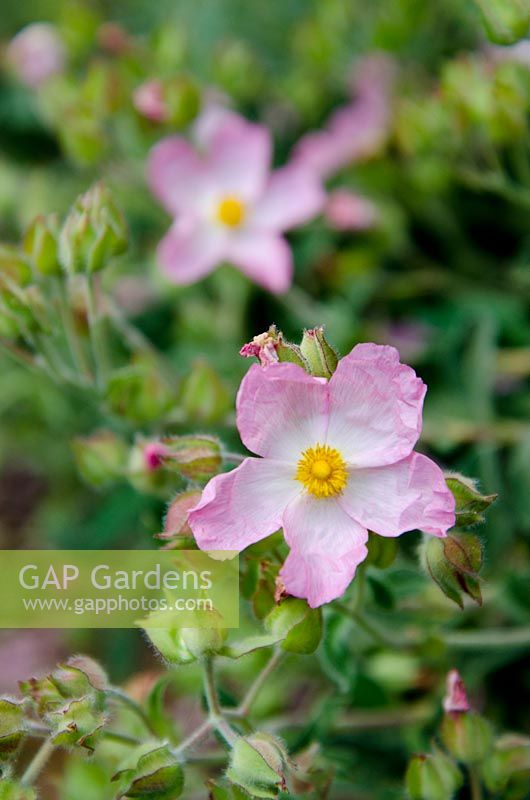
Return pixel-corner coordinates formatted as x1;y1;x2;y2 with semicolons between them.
236;363;329;461
326;343;426;467
226;232;293;294
147;137;210;216
157;218;227;284
188;458;299;551
251;165;325;231
339;452;455;538
208;114;271;202
280;493;368;607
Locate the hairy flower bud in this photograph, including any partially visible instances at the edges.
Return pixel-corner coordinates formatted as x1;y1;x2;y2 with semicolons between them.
179;360;230;424
406;751;463;800
475;0;530;44
72;430;128;488
23;214;61;276
0;699;25;762
483;734;530;795
141;614;227;665
46;695;107;752
421;532;483;608
240;325;308;369
0;780;37;800
156;490;201;549
112;744;183;799
445;473;497;527
227;733;289;798
157;435;222;482
300;326;339;379
106;359;175;424
59;183;127;274
441;711;493;764
265;598;322;654
443;670;470;714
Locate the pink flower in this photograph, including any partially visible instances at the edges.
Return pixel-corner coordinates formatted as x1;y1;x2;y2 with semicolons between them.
188;343;455;607
325;189;377;231
292;55;395;180
7;23;65;88
134;80;168;123
147;110;325;293
443;670;470;714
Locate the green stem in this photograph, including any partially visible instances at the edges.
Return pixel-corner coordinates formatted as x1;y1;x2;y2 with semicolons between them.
84;274;110;391
234;650;284;717
469;765;483;800
57;279;92;384
106;687;157;736
335;602;399;648
20;738;54;786
104;730;142;746
172;719;213;757
203;659;238;746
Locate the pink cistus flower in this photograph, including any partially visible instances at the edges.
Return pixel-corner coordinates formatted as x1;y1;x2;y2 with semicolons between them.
292;54;395;180
443;670;471;714
7;23;66;88
188;343;455;607
147;110;325;293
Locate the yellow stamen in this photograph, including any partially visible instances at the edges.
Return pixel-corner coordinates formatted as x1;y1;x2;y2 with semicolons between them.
296;443;348;499
217;195;245;227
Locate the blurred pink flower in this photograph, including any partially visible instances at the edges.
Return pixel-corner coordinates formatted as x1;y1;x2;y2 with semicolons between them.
189;343;455;607
147;110;325;293
292;54;395;180
134;79;168;123
444;670;470;714
325;189;377;231
7;23;65;88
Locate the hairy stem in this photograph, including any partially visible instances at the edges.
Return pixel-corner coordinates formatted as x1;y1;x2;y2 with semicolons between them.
203;658;238;746
84;274;110;391
235;650;284;717
106;687;157;736
469;765;483;800
20;738;55;786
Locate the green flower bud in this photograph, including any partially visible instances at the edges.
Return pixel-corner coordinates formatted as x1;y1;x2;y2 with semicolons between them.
72;429;128;488
420;532;483;608
474;0;530;44
20;656;107;715
141;614;227;665
164;75;201;128
265;598;322;654
483;734;530;794
159;435;222;482
0;246;32;287
300;326;339;379
59;182;127;274
46;695;107;752
226;733;289;798
445;473;497;528
0;699;25;762
179;360;230;424
58;110;107;167
406;751;463;800
0;780;37;800
23;214;61;276
106;359;175;424
112;743;184;799
441;711;493;765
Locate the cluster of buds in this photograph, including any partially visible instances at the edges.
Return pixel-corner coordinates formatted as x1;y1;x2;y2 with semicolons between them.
59;183;128;274
241;324;339;379
19;655;109;752
226;733;291;798
0;698;26;764
133;75;200;126
140;610;227;665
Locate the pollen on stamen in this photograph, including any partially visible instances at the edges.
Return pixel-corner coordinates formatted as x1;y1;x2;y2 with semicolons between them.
296;443;348;499
217;195;245;227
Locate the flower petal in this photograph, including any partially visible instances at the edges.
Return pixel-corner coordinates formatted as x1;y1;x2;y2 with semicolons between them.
279;493;368;607
188;458;299;551
226;232;293;294
236;362;329;461
339;452;455;538
251;165;325;231
157;218;226;284
208;114;271;202
326;343;426;467
147;137;209;216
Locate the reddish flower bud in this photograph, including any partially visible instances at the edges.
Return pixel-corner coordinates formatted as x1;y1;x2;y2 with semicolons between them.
443;670;470;714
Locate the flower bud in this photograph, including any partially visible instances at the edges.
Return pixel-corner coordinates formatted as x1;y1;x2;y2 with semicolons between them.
443;670;470;714
133;80;168;123
0;699;25;762
475;0;530;44
19;657;106;716
46;695;107;752
157;435;222;482
59;183;127;274
0;779;37;800
240;325;307;369
445;473;497;527
6;23;65;88
58;110;107;167
112;744;183;799
72;430;128;488
265;598;322;654
421;532;483;608
300;327;339;379
164;75;201;128
23;214;61;276
0;246;32;287
226;733;289;798
406;751;462;800
483;734;530;794
106;359;175;424
156;490;202;549
441;711;493;764
179;360;230;424
141;614;227;665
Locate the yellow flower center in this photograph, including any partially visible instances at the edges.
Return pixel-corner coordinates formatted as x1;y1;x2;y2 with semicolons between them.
296;443;348;499
217;195;245;227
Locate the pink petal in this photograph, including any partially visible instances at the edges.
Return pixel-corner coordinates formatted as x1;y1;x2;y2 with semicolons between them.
208;114;272;202
339;452;455;538
188;458;299;551
226;232;293;294
147;137;209;216
157;218;226;284
236;363;328;461
251;165;325;231
279;494;368;607
327;343;426;467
